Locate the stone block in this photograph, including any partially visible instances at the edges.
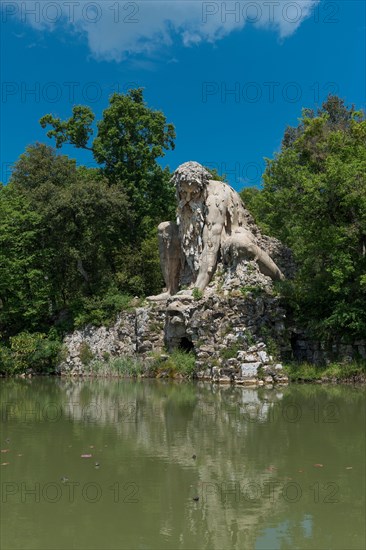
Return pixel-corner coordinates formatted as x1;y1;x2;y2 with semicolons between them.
242;378;258;386
276;377;289;384
238;352;257;362
240;362;261;378
138;341;152;353
227;358;239;367
258;350;269;363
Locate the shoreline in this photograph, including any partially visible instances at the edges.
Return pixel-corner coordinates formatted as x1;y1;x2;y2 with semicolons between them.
3;370;366;385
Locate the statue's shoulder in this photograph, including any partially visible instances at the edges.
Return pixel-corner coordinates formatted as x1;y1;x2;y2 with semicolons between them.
207;179;231;196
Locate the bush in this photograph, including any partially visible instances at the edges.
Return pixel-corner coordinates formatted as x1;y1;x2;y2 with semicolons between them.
150;349;196;378
192;288;203;301
220;337;246;360
240;286;264;298
284;361;366;382
73;289;136;329
0;345;14;375
0;332;62;375
86;356;144;377
79;342;94;366
169;349;196;376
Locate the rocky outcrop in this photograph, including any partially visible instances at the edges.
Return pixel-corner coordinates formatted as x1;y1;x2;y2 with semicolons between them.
164;292;289;386
59;303;166;375
58;257;290;385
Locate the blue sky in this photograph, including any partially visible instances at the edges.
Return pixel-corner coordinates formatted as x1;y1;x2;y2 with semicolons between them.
1;0;365;189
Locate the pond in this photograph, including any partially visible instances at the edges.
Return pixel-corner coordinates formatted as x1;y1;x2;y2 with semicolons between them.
0;378;365;550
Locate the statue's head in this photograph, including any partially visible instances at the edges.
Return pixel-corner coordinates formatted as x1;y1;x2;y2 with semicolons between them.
172;162;210;274
172;162;211;202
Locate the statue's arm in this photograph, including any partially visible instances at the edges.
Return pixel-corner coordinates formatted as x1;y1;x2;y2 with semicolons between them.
158;221;181;295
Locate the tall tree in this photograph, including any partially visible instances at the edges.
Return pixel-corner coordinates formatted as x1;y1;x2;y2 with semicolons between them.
1;144;132;337
241;96;366;340
40;88;176;227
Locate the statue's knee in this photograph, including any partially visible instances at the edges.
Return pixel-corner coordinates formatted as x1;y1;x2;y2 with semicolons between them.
245;242;258;256
158;221;179;237
158;221;172;234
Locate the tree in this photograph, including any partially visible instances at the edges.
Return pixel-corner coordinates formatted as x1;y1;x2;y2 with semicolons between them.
40;89;176;227
243;96;366;340
0;183;49;336
1;143;132;338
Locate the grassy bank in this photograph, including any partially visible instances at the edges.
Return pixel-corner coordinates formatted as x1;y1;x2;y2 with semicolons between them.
80;350;196;380
283;361;366;383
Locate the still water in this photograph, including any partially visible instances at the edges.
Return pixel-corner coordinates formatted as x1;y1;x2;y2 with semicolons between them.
0;378;365;550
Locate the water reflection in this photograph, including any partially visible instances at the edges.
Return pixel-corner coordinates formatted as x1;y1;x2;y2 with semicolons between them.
1;379;365;550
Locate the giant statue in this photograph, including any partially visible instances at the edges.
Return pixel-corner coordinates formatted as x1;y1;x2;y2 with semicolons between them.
151;162;284;300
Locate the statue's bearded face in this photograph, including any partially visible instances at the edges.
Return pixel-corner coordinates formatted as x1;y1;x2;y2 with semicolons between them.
177;178;203;207
176;180;207;275
172;162;211;275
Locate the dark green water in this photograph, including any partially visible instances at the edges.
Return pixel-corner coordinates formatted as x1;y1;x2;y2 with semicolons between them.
0;379;365;550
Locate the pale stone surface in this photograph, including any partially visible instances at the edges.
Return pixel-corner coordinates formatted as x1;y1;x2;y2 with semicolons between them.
258;350;270;363
240;363;261;378
58;290;291;384
239;353;257;362
150;161;289;300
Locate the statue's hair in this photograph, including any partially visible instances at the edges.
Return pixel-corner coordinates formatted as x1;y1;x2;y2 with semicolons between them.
171;161;211;191
172;163;210;275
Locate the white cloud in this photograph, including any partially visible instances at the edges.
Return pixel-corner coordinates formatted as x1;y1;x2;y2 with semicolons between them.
4;1;320;61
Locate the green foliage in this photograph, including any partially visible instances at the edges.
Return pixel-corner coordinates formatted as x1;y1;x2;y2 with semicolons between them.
88;356;144;377
11;141;78;190
239;187;266;226
1;89;177;375
240;285;264;297
205;166;228;182
220;338;245;360
168;350;196;376
40;88;176;228
150;350;196;378
284;361;366;382
40;106;95;150
0;332;62;375
79;342;94;366
192;288;203;300
73;290;135;329
1;144;132;338
0;183;51;335
245;331;255;346
241;96;366;341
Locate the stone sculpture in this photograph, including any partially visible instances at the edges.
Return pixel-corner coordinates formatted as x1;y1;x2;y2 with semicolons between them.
151;161;284;300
